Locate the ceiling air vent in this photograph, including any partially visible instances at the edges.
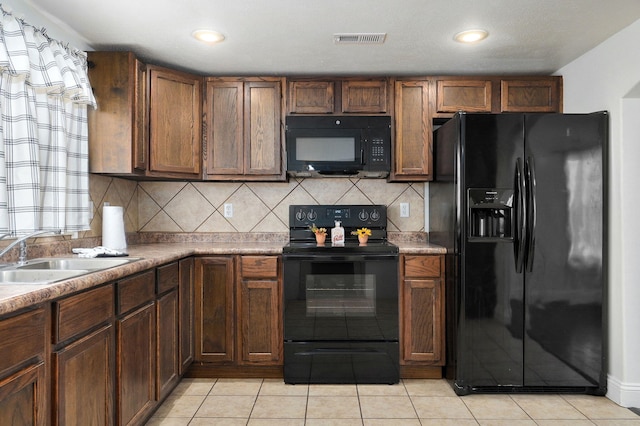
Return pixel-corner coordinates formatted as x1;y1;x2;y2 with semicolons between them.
333;33;387;44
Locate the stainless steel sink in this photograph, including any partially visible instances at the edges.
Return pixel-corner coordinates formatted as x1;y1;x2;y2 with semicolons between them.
0;256;141;284
0;269;90;284
18;257;139;271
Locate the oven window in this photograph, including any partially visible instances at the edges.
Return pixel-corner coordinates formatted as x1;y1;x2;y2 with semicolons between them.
305;274;376;317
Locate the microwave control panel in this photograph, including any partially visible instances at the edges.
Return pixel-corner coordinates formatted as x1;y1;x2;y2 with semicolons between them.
369;137;386;163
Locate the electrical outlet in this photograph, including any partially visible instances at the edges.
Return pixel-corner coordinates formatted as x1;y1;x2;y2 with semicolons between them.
400;202;410;218
223;203;233;218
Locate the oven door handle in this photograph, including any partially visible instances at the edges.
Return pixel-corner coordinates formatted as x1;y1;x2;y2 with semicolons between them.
295;347;391;356
282;254;399;262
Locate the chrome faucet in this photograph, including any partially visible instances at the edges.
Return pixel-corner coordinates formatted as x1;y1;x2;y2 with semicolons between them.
0;230;62;265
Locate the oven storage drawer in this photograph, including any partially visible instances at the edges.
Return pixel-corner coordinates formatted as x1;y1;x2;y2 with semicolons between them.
284;341;399;384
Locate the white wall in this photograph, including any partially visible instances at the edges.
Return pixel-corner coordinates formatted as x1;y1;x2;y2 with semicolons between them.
557;18;640;407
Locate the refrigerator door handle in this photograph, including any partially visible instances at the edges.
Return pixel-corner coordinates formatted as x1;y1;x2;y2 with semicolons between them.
525;157;537;272
514;158;527;273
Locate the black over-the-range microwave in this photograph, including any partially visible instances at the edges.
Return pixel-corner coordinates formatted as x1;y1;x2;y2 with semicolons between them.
285;115;391;178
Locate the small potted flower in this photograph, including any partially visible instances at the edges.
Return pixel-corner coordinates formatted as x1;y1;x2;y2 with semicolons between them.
351;227;372;244
309;224;327;244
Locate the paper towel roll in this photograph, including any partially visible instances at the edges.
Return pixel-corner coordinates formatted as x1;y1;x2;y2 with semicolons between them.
102;205;127;251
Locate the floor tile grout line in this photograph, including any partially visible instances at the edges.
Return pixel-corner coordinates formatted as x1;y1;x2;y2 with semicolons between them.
245;378;264;423
403;380;426;422
186;378;216;424
355;383;364;425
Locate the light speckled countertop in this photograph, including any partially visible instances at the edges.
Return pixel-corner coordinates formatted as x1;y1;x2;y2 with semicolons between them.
0;241;445;317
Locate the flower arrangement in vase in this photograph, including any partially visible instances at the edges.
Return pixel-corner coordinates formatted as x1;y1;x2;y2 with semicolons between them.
351;227;372;244
309;224;327;244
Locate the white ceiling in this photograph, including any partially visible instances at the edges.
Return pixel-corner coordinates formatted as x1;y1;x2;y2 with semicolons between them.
27;0;640;76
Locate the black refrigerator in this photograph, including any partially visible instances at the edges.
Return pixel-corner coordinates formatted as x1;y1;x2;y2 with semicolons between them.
429;112;608;395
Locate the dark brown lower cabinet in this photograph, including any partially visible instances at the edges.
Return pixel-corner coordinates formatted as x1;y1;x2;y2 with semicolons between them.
53;325;115;425
195;256;235;363
117;303;156;426
52;284;115;425
156;288;179;400
179;257;195;374
400;255;446;378
193;255;283;374
0;307;47;426
238;256;282;365
0;362;46;426
116;270;157;426
0;259;195;426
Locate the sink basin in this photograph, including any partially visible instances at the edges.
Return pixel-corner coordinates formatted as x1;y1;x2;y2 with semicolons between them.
18;257;140;271
0;269;89;284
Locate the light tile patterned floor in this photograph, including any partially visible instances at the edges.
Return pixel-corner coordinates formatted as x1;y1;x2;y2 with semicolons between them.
146;378;640;426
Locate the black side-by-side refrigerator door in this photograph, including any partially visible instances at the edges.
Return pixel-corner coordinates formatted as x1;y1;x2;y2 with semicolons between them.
456;114;525;392
523;113;607;392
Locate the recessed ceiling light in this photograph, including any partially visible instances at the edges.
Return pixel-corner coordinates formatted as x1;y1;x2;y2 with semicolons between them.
192;29;225;44
454;29;489;43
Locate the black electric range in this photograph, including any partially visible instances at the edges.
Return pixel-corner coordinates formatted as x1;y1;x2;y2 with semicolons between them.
282;205;400;384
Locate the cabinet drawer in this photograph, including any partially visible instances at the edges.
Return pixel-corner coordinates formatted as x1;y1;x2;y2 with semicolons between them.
241;256;278;279
54;285;114;344
117;270;155;315
403;256;441;278
157;261;179;294
0;308;45;374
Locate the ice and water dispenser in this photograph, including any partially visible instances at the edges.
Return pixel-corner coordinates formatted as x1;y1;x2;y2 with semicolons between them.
468;189;514;241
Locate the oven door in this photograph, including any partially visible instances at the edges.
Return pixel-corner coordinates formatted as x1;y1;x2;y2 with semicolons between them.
282;252;399;384
283;253;399;342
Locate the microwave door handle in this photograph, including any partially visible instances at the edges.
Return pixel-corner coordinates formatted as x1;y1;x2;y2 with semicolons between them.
361;147;365;165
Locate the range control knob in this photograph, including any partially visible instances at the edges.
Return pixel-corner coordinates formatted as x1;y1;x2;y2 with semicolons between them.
307;210;317;221
295;209;305;222
358;209;369;221
370;209;381;221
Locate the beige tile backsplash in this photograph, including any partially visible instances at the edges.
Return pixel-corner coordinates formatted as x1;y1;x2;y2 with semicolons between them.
86;175;425;237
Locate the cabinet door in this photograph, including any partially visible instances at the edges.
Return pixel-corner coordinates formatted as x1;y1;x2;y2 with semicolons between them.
501;78;562;112
401;279;444;364
436;79;492;113
157;290;179;401
393;80;432;180
88;51;147;175
238;279;282;364
0;362;46;426
341;79;388;113
148;66;202;178
179;257;195;374
206;81;244;175
244;81;282;176
400;255;445;365
288;80;334;114
117;303;156;426
54;325;115;426
195;257;235;363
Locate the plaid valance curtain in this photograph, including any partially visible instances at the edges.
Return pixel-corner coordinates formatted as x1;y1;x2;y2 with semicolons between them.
0;6;95;235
